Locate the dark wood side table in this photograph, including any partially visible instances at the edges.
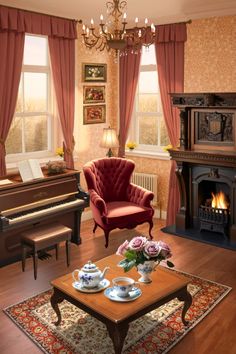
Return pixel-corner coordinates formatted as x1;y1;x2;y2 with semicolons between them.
50;254;192;354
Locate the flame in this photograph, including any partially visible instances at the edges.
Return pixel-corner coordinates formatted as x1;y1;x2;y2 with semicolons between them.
211;191;228;209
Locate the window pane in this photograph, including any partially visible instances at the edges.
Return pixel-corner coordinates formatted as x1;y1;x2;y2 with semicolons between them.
5;117;22;154
24;35;47;66
139;72;157;93
138;94;157;112
24;116;48;152
15;77;23;113
139;116;158;145
24;73;47;112
141;45;156;65
160;117;170;146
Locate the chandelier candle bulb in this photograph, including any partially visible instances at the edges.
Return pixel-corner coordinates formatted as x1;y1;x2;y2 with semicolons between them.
135;17;138;24
100;14;104;23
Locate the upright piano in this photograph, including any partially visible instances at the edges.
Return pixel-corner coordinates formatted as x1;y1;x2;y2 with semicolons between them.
0;168;89;267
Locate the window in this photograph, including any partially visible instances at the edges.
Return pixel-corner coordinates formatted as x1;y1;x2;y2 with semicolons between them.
130;45;169;153
6;34;56;162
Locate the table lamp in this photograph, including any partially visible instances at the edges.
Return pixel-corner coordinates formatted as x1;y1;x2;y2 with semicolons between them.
100;126;119;157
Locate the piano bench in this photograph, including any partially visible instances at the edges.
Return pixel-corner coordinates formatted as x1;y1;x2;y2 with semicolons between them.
21;222;72;280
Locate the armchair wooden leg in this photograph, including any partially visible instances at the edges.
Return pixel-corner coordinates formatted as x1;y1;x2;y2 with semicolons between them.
104;230;110;248
93;222;98;234
148;220;154;239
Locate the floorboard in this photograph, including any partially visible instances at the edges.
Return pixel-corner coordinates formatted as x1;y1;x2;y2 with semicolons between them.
0;218;235;354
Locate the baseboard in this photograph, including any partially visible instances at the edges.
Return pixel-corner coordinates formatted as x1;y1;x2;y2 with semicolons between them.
81;210;93;221
82;209;166;221
154;209;167;220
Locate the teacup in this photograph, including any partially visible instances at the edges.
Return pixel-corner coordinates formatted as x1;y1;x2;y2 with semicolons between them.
112;277;136;297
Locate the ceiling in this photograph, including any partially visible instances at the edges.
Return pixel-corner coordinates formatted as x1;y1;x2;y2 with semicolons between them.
0;0;236;26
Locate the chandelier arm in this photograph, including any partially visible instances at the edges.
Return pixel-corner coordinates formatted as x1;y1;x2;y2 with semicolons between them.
90;28;101;40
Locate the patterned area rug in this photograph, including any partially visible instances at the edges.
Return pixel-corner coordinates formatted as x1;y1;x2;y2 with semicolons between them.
4;270;231;354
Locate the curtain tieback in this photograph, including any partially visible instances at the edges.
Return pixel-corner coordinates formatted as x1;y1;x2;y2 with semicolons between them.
65;136;75;155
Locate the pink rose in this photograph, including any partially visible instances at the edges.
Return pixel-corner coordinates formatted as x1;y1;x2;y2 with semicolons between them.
157;241;172;259
144;241;161;258
128;236;147;251
116;240;129;256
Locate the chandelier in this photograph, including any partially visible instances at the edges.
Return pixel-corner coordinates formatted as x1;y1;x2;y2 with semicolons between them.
81;0;156;57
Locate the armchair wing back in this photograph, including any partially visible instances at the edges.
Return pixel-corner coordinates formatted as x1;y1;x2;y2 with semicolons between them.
84;157;135;202
83;157;154;247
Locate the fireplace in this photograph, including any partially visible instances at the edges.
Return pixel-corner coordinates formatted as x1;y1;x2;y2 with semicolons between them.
167;92;236;246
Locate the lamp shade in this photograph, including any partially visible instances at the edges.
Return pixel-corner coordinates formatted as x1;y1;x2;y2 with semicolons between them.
100;127;119;148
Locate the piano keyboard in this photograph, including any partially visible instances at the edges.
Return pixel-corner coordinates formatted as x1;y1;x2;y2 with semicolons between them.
7;198;85;225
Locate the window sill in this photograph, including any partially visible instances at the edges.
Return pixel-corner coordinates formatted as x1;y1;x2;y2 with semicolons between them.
6;156;62;174
125;149;170;160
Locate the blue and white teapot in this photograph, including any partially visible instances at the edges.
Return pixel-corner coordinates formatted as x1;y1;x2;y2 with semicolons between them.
72;260;109;288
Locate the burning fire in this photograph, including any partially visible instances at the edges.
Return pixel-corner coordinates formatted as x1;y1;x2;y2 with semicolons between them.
211;191;228;209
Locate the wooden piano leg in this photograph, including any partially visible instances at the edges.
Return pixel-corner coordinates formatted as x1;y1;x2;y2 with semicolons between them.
66;240;70;266
55;244;59;260
22;245;27;272
33;249;38;280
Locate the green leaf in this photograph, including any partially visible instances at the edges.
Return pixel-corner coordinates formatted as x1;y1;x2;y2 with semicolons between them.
167;260;175;268
124;250;137;261
124;260;136;272
118;259;129;267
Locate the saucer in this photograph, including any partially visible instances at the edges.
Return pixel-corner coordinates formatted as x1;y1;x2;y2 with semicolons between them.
72;278;110;293
104;287;142;302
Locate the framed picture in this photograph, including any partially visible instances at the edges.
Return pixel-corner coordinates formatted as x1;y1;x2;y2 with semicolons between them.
83;85;105;104
82;63;107;82
83;105;106;124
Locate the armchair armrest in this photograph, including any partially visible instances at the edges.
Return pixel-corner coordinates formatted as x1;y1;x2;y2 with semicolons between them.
127;183;154;208
89;189;108;215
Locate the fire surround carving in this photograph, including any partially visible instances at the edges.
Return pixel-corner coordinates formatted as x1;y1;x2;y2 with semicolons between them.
169;92;236;243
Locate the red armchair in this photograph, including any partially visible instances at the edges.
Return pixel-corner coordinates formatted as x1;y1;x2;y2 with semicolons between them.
83;157;154;247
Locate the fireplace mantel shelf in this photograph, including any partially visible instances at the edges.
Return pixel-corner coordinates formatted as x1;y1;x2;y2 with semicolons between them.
169;149;236;168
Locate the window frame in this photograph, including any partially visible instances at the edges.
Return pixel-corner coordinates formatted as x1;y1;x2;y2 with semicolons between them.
6;34;60;167
128;46;169;158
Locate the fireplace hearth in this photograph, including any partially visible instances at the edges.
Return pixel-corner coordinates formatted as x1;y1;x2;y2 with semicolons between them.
164;92;236;249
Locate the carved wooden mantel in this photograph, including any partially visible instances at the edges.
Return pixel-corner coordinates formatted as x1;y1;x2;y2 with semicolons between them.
169;92;236;242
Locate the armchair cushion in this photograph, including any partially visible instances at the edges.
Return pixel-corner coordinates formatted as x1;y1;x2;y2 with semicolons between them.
104;201;153;226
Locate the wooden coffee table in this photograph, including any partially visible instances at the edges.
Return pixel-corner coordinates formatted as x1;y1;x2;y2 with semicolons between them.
50;254;192;354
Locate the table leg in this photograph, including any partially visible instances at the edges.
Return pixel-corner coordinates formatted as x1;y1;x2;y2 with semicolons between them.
106;322;129;354
50;289;64;326
177;286;192;326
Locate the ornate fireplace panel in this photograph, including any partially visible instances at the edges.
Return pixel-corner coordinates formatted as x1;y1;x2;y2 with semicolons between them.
169;92;236;242
193;109;234;147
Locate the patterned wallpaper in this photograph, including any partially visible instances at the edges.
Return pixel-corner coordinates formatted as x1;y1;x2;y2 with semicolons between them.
184;15;236;92
74;24;118;189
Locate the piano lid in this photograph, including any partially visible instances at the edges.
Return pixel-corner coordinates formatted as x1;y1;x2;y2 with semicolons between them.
0;169;81;213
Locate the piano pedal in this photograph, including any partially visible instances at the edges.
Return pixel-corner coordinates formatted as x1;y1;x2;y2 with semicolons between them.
37;250;52;260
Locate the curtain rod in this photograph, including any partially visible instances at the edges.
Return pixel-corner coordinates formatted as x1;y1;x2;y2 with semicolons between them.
0;4;81;23
0;4;191;26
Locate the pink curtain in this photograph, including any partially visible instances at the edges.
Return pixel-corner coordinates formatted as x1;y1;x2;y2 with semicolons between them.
118;48;141;157
48;37;75;169
0;5;77;173
0;30;25;176
154;23;187;226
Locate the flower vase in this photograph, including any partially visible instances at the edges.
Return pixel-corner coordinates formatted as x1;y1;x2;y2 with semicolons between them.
137;261;157;283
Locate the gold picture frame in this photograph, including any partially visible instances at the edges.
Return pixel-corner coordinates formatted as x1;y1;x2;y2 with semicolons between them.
83;85;105;104
82;63;107;82
83;105;106;124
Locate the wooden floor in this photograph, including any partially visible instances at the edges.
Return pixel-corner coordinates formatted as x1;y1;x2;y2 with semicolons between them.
0;218;235;354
